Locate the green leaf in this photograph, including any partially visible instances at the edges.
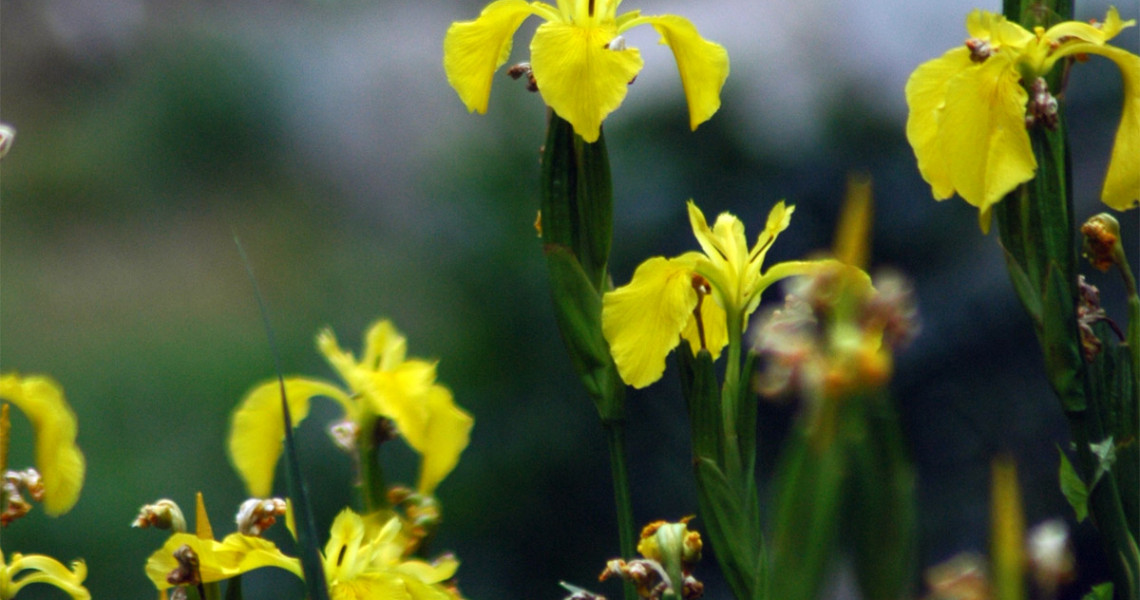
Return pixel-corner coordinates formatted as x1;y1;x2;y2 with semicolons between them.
769;426;847;600
999;242;1042;323
1082;582;1114;600
1090;437;1117;488
1058;446;1089;522
692;457;762;600
1042;264;1084;410
543;245;624;420
846;394;917;600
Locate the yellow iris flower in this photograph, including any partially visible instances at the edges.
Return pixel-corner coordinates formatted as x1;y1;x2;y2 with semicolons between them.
906;7;1140;232
602;201;840;388
146;509;457;600
0;373;85;516
443;0;730;142
228;320;473;498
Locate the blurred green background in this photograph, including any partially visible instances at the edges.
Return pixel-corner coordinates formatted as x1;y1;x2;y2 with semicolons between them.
1;0;1137;598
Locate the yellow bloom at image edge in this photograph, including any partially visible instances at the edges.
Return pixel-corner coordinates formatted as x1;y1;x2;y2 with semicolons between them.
905;6;1140;231
0;373;85;515
443;0;730;142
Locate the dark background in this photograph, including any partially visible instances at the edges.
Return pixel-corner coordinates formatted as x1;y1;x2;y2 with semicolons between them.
1;0;1137;598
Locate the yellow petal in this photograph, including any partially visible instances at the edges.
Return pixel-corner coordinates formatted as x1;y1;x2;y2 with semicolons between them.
1078;43;1140;211
443;0;539;114
411;386;474;495
602;256;700;388
531;20;644;142
4;551;90;600
145;533;302;590
632;15;729;130
939;53;1034;230
905;48;974;200
361;320;408;372
227;378;351;498
966;10;1033;49
0;373;85;516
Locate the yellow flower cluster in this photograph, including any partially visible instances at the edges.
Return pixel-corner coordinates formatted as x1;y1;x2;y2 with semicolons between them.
228;320;473;498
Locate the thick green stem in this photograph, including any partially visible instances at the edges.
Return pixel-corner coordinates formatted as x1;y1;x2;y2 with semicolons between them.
357;418;388;513
721;308;745;480
605;421;638;600
994;0;1138;595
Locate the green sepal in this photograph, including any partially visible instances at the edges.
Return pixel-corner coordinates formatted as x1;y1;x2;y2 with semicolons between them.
543;244;625;421
768;425;846;600
1083;582;1114;600
1058;446;1089;522
846;393;917;600
1042;264;1084;410
679;345;723;465
540;113;613;293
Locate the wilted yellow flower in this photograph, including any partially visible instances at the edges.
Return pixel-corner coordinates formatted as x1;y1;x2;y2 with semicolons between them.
905;7;1139;231
602;201;840;388
0;545;90;600
228;320;473;498
443;0;730;142
0;373;85;516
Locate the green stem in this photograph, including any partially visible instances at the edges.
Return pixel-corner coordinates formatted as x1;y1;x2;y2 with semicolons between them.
358;417;388;512
1117;249;1140;391
721;308;745;480
605;421;638;600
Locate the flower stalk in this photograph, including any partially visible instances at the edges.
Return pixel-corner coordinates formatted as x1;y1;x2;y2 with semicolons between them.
992;0;1139;595
539;112;636;600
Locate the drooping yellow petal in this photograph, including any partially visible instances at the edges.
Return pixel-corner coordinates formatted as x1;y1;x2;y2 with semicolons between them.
443;0;539;114
2;550;90;600
410;386;474;495
602;256;700;388
227;378;352;498
630;14;729;130
1076;43;1140;211
531;20;644;142
0;374;85;516
905;47;974;201
144;533;302;590
939;53;1034;232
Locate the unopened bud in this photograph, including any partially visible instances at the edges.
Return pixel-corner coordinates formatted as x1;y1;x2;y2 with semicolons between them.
235;497;287;536
133;499;187;532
